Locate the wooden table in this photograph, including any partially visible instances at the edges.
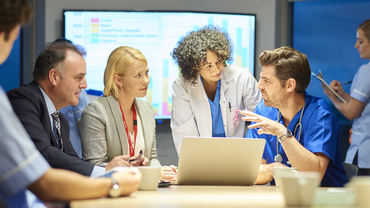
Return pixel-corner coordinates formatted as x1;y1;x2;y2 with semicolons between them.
71;185;358;208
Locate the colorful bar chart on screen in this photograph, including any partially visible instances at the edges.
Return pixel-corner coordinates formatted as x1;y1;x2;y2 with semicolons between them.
64;11;256;119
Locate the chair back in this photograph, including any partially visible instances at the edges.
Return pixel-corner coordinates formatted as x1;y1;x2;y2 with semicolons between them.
343;162;359;181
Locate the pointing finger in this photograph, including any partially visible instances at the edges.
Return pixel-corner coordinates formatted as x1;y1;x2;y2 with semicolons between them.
239;110;260;117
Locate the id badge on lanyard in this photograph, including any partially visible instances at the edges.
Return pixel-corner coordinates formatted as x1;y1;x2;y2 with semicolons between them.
119;103;138;157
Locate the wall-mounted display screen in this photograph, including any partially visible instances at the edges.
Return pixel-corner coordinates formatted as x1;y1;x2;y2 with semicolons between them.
64;10;256;119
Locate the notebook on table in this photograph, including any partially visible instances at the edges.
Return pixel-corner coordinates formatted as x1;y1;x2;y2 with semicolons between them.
176;136;266;186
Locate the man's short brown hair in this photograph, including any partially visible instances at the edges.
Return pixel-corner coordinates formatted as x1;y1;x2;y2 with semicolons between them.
258;46;311;94
33;41;86;82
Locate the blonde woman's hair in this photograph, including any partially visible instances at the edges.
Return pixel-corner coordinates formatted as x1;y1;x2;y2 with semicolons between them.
103;46;147;99
358;19;370;43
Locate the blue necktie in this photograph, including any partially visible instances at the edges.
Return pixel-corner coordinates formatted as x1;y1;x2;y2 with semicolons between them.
51;111;64;151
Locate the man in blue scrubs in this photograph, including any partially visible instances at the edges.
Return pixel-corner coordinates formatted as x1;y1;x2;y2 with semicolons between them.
241;46;347;187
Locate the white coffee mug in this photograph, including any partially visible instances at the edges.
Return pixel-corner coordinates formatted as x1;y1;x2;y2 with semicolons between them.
351;176;370;208
280;172;320;206
273;167;298;187
137;166;161;190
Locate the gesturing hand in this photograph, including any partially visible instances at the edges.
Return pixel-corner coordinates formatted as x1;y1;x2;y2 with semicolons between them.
240;110;286;137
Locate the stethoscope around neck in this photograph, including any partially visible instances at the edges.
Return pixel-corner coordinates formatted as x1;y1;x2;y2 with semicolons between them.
274;101;305;164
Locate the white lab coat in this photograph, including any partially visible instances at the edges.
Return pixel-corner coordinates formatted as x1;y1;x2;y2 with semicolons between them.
171;65;262;155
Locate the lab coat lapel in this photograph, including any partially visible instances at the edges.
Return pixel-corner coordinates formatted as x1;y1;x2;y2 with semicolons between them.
220;71;229;136
220;66;236;137
196;75;209;101
191;75;212;137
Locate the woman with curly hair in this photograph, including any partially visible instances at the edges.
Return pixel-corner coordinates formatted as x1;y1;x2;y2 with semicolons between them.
171;25;261;155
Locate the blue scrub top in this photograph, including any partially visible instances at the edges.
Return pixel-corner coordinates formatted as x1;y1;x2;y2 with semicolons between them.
246;92;347;187
201;77;226;137
0;86;49;208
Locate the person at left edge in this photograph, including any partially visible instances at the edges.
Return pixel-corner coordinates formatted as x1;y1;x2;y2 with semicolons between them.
1;1;140;207
171;25;262;155
7;41;132;176
241;46;347;187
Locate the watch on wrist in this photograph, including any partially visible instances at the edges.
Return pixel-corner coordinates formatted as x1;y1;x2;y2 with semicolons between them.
278;129;292;143
108;177;121;198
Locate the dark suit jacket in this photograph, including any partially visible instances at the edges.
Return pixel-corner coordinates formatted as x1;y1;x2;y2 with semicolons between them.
7;81;94;176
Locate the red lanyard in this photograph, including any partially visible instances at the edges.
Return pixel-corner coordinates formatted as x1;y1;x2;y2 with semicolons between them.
119;102;138;157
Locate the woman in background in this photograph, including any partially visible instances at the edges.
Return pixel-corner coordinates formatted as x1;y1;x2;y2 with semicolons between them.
171;25;261;155
322;19;370;175
81;46;177;181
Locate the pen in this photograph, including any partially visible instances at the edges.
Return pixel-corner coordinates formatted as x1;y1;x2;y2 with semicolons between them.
127;150;143;163
228;102;231;113
339;81;352;86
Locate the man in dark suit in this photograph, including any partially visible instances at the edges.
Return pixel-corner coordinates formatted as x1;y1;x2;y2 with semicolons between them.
7;41;130;176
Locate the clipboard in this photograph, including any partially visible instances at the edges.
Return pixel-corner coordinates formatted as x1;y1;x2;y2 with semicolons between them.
311;71;347;103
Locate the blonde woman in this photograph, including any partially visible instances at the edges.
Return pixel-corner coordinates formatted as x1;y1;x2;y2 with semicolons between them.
81;46;176;181
323;19;370;175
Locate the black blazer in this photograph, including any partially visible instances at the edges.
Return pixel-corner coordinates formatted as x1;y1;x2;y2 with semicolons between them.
7;81;94;176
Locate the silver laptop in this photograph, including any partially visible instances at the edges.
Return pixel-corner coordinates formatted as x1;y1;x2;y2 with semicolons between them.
176;137;265;186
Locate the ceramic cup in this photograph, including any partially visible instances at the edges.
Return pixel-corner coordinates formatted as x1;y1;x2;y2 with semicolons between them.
273;167;298;187
137;166;161;190
280;171;320;207
351;176;370;208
